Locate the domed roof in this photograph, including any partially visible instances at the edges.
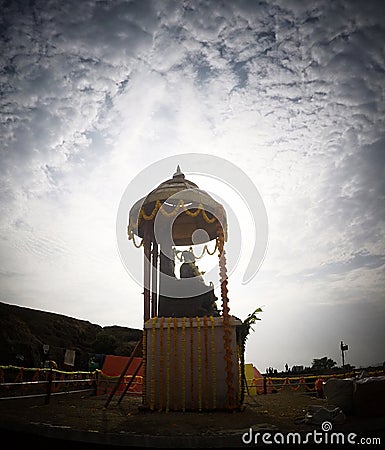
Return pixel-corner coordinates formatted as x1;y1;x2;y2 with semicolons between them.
142;165;199;204
128;166;227;246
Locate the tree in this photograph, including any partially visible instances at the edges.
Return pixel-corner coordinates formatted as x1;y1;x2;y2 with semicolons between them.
311;356;337;372
236;307;263;403
93;332;117;355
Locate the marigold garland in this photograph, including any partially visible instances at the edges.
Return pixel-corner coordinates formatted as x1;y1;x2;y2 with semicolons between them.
150;317;157;411
210;316;217;409
217;222;236;410
203;315;209;410
158;316;165;411
173;317;178;411
201;208;217;223
142;328;147;406
173;241;218;262
130;199;218;229
196;316;202;412
127;228;143;248
189;316;194;409
166;317;172;412
181;317;187;412
265;376;318;393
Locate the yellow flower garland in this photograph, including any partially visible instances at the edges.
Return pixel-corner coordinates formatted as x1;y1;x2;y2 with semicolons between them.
181;317;187;412
189;316;194;409
217;223;236;410
210;316;217;409
142;328;147;406
158;316;165;411
150;317;157;411
166;317;172;412
173;317;178;411
134;199;218;227
196;316;202;412
203;315;209;410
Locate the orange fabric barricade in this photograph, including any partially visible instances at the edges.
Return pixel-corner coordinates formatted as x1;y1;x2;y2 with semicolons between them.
98;355;143;396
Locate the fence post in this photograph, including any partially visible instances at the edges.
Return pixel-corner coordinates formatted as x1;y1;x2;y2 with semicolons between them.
93;370;99;396
45;368;53;405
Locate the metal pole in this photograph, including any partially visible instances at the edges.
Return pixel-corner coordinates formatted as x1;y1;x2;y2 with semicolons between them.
104;338;143;408
143;240;151;323
341;341;345;367
117;359;143;404
151;243;158;318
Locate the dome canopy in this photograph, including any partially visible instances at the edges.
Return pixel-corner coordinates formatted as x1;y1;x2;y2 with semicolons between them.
128;166;227;246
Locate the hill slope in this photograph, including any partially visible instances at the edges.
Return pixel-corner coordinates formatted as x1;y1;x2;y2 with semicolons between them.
0;302;142;370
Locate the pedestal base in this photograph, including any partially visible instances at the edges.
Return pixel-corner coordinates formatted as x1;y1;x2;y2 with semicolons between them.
143;316;241;411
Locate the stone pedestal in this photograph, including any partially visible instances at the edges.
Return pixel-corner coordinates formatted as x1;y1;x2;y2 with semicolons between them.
143;316;241;411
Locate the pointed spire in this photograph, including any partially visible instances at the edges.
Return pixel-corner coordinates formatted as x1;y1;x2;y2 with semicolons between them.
173;164;185;179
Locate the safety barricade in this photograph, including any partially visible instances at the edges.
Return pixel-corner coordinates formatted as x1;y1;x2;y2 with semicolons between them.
245;370;384;395
0;365;96;403
96;371;143;396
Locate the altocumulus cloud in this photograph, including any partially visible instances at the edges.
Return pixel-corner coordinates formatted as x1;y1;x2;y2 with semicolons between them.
0;0;384;369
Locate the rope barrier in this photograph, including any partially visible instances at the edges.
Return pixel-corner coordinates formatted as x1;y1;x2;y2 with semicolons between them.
1;366;383;402
0;366;98;401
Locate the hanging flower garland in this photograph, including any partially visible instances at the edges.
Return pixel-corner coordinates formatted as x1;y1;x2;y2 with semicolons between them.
196;316;202;412
158;316;165;411
127;227;144;248
217;221;236;410
141;327;147;406
150;317;157;411
210;316;217;409
166;317;172;412
203;315;209;410
181;317;187;412
173;317;179;411
189;316;194;409
130;199;218;229
173;241;218;263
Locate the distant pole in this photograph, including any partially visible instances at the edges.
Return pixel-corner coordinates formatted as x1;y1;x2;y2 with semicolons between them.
340;341;348;367
342;344;345;367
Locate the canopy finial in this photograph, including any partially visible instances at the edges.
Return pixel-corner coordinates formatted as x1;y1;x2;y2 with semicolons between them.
173;165;184;178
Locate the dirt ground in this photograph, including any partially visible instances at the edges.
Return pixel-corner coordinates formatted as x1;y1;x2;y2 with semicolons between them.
1;390;384;448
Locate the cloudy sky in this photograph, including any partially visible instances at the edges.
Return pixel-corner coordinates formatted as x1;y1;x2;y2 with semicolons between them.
1;0;384;371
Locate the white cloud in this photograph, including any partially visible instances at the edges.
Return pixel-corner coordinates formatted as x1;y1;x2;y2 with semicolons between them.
1;0;384;369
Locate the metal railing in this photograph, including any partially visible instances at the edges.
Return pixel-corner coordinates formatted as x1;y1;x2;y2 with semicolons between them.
0;366;96;404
